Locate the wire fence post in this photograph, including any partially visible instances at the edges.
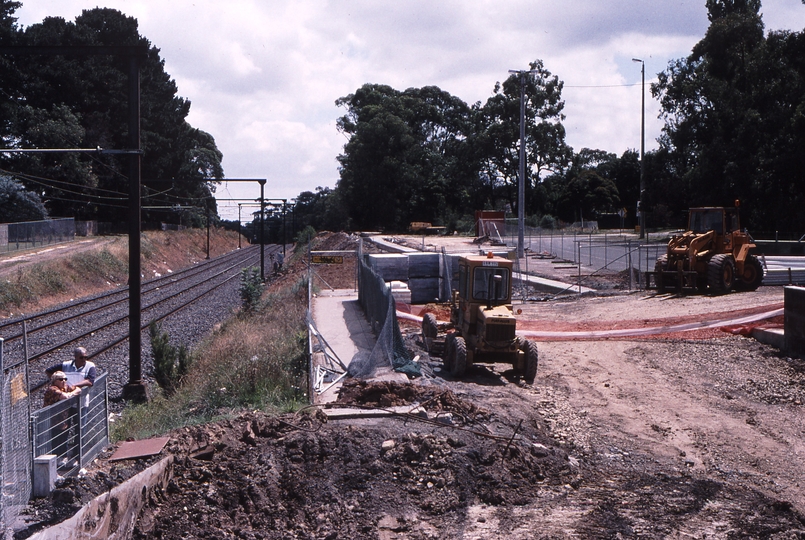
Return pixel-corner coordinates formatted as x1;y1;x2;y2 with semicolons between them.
577;241;582;295
627;240;633;290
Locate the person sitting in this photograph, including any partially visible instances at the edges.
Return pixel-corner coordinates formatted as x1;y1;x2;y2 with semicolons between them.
43;371;81;407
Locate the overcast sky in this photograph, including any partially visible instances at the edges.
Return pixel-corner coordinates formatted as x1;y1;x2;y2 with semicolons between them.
14;1;805;221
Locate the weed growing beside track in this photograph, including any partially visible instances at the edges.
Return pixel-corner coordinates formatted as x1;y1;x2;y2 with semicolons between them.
112;277;310;440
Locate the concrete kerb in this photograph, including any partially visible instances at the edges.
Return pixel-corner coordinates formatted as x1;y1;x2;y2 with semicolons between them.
26;456;173;540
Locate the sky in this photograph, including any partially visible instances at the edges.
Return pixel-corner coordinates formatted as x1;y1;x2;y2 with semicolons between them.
13;1;805;221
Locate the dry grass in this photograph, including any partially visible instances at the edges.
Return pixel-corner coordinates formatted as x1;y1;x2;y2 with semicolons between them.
112;277;310;440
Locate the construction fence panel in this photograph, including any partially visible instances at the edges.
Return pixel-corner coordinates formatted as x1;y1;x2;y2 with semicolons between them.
30;373;109;479
1;340;32;538
354;245;420;378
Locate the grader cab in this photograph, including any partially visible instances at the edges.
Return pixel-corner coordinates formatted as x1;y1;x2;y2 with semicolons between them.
421;253;538;383
647;203;764;294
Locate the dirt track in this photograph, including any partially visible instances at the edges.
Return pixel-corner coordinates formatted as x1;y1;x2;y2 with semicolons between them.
17;233;805;538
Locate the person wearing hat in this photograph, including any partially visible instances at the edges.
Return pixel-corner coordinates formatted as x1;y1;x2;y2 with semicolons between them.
45;346;97;388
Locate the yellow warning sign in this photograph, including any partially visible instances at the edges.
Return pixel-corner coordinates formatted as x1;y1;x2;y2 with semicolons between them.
312;255;344;264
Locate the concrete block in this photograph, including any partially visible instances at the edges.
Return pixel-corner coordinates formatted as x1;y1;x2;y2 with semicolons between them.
409;277;441;304
785;286;805;354
367;253;409;282
407;252;440;278
387;281;411;304
751;327;785;350
33;454;58;498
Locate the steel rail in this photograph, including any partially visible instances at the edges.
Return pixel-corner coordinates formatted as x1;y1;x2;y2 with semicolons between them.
28;255;277;391
22;250;263;363
0;244;259;334
0;246;262;345
9;244;282;375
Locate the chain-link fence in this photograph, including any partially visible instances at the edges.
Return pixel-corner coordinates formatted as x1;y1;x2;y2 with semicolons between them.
0;218;75;254
1;339;32;539
499;220;674;289
353;245;420;378
30;373;109;479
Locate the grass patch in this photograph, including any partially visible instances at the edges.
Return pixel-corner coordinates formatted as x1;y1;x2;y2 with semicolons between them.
112;277;310;441
67;248;128;285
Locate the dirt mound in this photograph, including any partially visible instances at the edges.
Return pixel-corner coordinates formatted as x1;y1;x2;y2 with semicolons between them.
129;407;573;539
312;231;362;252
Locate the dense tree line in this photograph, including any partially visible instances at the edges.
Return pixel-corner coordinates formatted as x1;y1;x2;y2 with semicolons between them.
0;1;222;226
4;0;805;238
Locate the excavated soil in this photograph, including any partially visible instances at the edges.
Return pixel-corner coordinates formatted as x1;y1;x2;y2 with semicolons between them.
15;233;805;538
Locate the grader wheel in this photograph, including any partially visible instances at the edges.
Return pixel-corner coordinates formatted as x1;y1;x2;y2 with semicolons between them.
443;333;455;372
451;336;467;378
522;340;538;384
421;313;438;339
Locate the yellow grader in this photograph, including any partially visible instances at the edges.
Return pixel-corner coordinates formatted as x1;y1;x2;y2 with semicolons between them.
421;253;538;383
647;203;764;294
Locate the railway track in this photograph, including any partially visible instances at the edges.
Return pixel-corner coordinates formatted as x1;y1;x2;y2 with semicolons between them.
0;244;284;408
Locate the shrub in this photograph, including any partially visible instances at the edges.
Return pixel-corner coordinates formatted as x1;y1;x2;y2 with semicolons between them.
294;225;316;247
540;214;557;229
239;267;264;312
150;322;191;396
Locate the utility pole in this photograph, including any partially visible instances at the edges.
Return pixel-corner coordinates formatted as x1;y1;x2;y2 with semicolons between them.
632;58;646;240
205;199;211;259
211;179;267;279
282;199;287;257
260;180;265;280
508;68;538;259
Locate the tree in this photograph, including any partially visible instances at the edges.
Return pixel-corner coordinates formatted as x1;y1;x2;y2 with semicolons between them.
550;149;621;223
0;174;48;222
477;60;572;217
335;84;474;231
0;8;223;226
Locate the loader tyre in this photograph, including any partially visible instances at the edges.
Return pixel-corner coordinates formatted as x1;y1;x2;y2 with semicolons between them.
522;339;538;384
735;254;764;291
421;313;438;339
707;254;736;295
654;255;668;293
451;336;467;378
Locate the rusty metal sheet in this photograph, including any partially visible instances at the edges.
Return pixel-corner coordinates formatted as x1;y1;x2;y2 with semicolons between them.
109;436;170;462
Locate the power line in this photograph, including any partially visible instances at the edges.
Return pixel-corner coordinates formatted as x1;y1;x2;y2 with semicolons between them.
564;82;641;88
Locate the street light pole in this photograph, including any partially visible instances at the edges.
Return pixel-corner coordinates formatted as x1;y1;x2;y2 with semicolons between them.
508;69;538;259
632;58;646;240
282;199;287;257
